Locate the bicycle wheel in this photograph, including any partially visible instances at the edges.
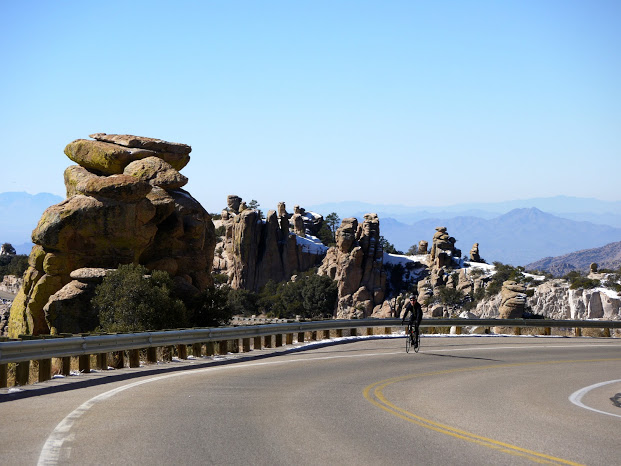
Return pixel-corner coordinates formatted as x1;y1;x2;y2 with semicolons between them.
405;333;411;353
414;330;420;353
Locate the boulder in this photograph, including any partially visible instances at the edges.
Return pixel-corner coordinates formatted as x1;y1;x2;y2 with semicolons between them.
124;157;188;190
498;280;527;318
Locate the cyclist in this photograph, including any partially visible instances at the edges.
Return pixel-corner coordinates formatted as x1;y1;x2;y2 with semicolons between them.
401;293;423;345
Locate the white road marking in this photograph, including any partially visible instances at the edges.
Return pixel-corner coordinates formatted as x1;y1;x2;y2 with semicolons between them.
568;379;621;419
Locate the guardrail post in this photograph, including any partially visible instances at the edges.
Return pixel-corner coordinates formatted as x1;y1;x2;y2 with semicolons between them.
544;327;551;336
61;356;72;375
0;364;7;388
454;326;462;335
575;327;582;337
147;347;158;363
513;327;521;336
79;355;91;373
129;349;141;367
297;332;305;343
323;330;330;340
177;344;188;359
275;334;283;347
286;334;293;345
113;351;125;369
230;339;239;353
336;329;343;338
603;327;611;338
310;331;317;341
163;346;174;361
38;358;52;382
254;336;262;350
384;327;391;335
350;328;357;337
366;327;373;336
192;343;203;358
16;361;30;386
242;338;251;352
264;335;272;348
217;341;228;355
97;353;108;370
205;342;215;356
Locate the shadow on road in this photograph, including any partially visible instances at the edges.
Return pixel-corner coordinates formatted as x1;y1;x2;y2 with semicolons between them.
611;393;621;408
419;352;502;362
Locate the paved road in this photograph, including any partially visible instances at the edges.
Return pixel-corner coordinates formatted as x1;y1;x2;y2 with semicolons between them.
1;335;620;465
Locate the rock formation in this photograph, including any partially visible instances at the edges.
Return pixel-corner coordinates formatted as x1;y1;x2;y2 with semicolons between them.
498;280;527;318
318;214;386;318
417;240;428;254
8;133;215;337
469;243;481;262
430;227;461;268
0;275;23;295
215;197;326;291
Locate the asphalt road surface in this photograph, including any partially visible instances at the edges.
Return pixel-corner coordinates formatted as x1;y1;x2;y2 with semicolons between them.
1;335;620;465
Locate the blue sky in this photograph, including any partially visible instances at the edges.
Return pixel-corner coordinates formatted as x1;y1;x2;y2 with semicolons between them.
1;0;619;214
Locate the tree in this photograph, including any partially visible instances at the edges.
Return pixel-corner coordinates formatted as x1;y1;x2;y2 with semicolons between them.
92;264;188;333
1;243;16;255
247;199;263;218
317;222;336;246
187;286;234;327
406;244;420;255
325;212;341;235
379;236;403;255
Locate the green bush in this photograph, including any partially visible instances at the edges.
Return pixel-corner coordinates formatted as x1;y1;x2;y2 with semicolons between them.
214;225;226;237
0;254;28;281
92;264;188;333
438;286;464;306
227;288;258;316
186;286;233;327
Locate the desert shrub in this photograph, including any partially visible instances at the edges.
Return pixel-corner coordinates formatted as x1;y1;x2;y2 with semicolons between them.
227;288;258;316
438;286;464;306
186;286;233;327
0;254;28;280
92;264;188;333
563;270;600;290
317;222;336;247
214;225;226;237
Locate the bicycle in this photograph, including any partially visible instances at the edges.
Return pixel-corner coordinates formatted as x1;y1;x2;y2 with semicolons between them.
404;322;420;353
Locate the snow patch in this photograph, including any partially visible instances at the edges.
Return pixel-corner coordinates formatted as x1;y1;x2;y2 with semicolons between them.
295;234;328;255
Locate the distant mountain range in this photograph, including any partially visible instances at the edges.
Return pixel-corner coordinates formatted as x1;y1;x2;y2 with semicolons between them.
526;241;621;276
308;196;621;227
374;208;621;266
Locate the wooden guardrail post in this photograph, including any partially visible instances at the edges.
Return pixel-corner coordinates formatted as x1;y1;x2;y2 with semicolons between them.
16;361;30;386
230;339;239;353
177;344;188;359
163;346;174;361
285;333;293;345
350;328;357;337
603;327;611;338
113;352;125;369
264;335;272;348
275;334;283;347
544;327;551;336
129;349;141;367
192;343;203;358
513;327;521;336
310;331;317;341
147;347;158;363
97;353;108;370
205;342;215;356
575;327;582;337
366;327;373;336
61;356;72;375
217;340;228;355
297;332;305;343
254;336;262;350
336;329;343;338
242;338;251;352
384;327;391;335
38;358;52;382
323;330;330;340
79;355;91;373
0;364;7;388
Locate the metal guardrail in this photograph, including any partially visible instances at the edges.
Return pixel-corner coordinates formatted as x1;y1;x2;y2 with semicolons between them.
1;318;619;366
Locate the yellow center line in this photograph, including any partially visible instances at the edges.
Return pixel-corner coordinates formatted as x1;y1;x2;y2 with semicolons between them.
363;358;621;465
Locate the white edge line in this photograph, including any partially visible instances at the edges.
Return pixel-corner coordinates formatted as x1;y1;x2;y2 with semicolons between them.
568;379;621;419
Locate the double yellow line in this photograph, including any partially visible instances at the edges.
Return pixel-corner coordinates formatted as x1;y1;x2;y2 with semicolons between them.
363;359;620;465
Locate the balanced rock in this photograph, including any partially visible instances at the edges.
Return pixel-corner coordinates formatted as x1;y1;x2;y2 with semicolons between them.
470;243;481;262
498;280;527;318
9;134;214;337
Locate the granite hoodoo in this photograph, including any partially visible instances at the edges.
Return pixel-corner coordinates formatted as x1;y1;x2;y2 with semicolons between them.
8;134;215;337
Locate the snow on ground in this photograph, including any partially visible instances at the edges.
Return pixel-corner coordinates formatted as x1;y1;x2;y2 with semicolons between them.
596;287;621;299
383;252;427;266
295;234;329;255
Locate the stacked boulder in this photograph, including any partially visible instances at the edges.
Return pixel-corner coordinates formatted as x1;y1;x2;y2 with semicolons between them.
318;214;386;318
498;280;527;318
469;243;482;262
8;133;215;337
217;197;325;291
430;227;461;268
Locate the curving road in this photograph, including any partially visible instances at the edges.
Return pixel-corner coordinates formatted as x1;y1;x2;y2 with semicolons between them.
1;335;620;465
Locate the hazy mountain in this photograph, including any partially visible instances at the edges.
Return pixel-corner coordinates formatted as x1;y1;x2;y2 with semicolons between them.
0;192;63;247
526;241;621;276
378;208;621;266
308;196;621;227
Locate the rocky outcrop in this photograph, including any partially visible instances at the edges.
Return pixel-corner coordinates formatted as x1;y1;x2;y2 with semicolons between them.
9;134;215;337
430;227;461;268
498;280;527;318
318;214;386;318
0;303;9;336
469;243;481;262
216;197;326;291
